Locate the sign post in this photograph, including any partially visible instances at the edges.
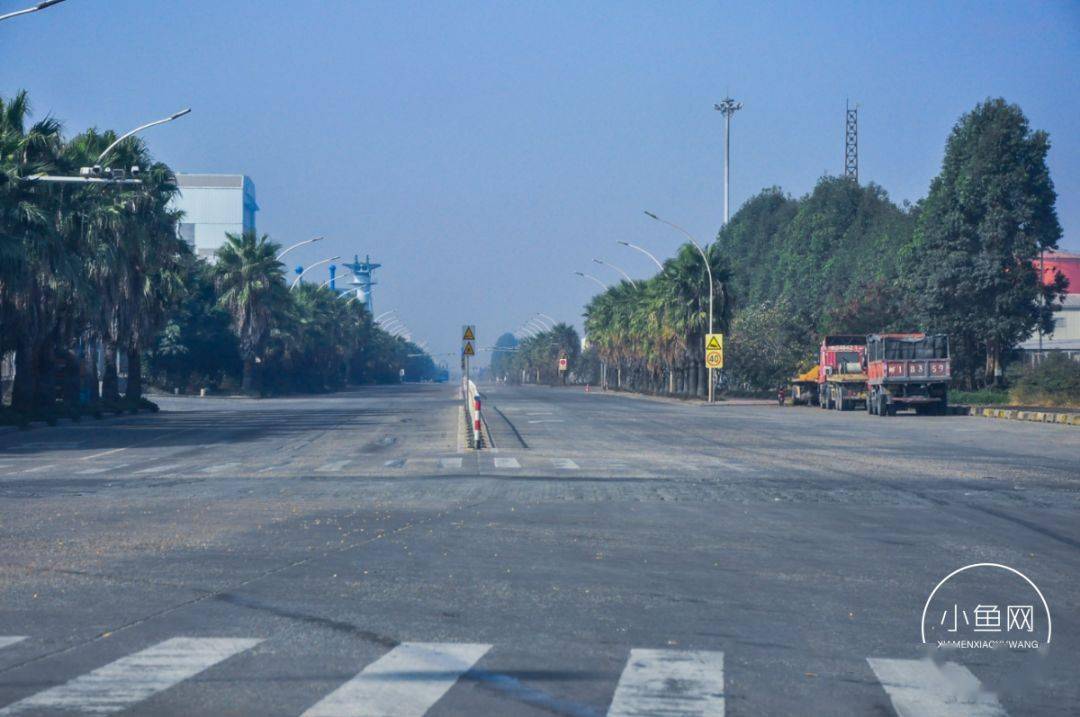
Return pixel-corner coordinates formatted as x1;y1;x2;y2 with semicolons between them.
461;325;476;381
704;333;724;401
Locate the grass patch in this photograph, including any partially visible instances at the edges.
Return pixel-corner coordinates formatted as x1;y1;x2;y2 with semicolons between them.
951;388;1010;405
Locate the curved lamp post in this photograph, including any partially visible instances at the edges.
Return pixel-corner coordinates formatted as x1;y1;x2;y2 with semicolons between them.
574;271;609;291
617;240;665;272
320;268;354;290
290;256;340;289
0;0;67;22
277;236;324;262
593;258;638;288
644;210;716;402
531;314;555;330
96;108;192;166
537;312;559;328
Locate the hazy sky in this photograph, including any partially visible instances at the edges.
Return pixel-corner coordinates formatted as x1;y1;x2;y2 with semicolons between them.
4;0;1078;362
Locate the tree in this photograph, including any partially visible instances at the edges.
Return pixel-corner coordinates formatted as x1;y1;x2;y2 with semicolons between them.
213;232;289;393
904;98;1064;387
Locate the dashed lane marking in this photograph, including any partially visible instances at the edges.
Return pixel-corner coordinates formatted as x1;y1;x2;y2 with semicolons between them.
133;463;183;475
867;657;1007;717
0;637;261;716
75;464;128;475
608;648;725;717
551;458;579;470
0;637;26;650
19;464;55;474
438;457;462;469
315;460;351;473
493;457;521;469
200;462;242;474
383;458;406;468
300;642;491;717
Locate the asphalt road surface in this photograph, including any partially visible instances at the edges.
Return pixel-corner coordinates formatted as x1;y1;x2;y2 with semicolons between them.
0;383;1077;716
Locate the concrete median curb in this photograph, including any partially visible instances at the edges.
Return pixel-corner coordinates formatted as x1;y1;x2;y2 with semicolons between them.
960;405;1080;426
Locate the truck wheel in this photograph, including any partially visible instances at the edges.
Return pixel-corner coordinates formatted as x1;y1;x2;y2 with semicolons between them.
836;387;846;411
887;402;897;417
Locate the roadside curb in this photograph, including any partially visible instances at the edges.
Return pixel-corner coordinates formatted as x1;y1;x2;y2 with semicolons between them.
959;405;1080;426
0;407;157;436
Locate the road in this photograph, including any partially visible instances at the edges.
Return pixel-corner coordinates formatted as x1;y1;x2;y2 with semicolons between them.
0;382;1077;716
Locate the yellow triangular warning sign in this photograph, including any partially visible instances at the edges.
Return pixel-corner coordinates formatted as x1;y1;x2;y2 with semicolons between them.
463;341;475;356
463;326;475;341
706;335;722;350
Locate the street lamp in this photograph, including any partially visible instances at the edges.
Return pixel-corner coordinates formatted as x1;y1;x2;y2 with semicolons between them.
0;0;66;23
374;310;397;323
524;318;549;335
320;268;354;289
617;240;665;272
94;108;192;168
574;271;609;291
531;314;555;330
537;312;559;328
290;256;340;289
644;210;716;403
276;236;324;262
593;258;638;288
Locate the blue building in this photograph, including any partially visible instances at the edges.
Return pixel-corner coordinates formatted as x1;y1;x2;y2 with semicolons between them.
171;173;258;259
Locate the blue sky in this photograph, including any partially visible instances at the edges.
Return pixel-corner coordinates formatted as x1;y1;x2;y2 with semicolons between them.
3;0;1078;361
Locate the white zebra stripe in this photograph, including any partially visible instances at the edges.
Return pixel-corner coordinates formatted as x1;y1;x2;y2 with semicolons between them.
867;657;1007;717
551;458;579;470
0;637;26;650
0;637;260;715
315;460;351;473
301;642;490;717
438;457;462;469
608;649;725;716
493;457;520;469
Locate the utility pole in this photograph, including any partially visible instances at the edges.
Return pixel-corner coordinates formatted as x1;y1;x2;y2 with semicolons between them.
845;100;858;182
714;97;742;225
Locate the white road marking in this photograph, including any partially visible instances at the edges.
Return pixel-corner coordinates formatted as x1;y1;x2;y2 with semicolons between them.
20;464;55;474
384;458;406;468
707;458;748;473
0;637;26;650
493;457;521;469
200;462;241;474
301;642;491;717
81;447;128;461
315;460;351;473
867;657;1007;717
0;637;260;716
76;464;128;475
608;648;725;717
439;457;463;469
133;463;183;475
528;419;565;424
551;458;579;470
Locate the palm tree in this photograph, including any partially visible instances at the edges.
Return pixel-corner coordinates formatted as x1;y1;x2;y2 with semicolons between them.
214;231;287;394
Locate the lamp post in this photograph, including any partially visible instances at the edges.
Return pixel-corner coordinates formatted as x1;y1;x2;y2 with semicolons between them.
290;256;340;289
537;312;559;328
0;0;66;23
592;258;638;288
374;310;397;323
276;236;323;262
96;108;192;167
320;268;354;289
531;314;555;330
644;210;716;403
574;271;609;292
617;240;665;272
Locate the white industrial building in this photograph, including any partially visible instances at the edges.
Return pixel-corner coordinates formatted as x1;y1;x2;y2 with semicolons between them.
171;174;258;259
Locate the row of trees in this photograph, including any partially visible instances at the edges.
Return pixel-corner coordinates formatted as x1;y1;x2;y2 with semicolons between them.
0;91;435;421
489;323;581;385
577;98;1067;393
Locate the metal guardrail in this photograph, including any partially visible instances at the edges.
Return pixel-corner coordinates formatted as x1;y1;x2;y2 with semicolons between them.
463;378;484;448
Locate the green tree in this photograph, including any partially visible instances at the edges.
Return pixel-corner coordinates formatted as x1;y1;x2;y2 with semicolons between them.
213;232;289;393
904;98;1064;387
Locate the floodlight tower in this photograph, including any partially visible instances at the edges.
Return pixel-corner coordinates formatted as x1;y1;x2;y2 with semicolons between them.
714;97;742;225
341;254;381;312
845;100;858;182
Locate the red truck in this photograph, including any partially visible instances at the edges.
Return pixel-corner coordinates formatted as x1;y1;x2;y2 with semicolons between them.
817;335;868;411
866;333;950;416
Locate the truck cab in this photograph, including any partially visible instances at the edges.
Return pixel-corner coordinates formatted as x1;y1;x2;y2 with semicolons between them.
817;335;868;411
865;333;950;416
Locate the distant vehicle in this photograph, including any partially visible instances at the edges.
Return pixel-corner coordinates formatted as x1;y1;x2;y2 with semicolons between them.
789;365;819;405
866;333;950;416
817;335;868;411
434;369;450;383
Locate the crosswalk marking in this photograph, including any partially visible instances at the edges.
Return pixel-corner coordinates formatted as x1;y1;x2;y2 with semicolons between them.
493;457;521;469
608;649;725;717
867;657;1007;717
551;458;579;470
0;637;26;650
300;642;491;717
133;463;182;475
200;462;241;474
76;464;127;475
383;458;406;468
315;460;351;473
0;637;260;716
439;457;462;469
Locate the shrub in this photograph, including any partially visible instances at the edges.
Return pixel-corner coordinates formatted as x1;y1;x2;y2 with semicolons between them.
950;388;1010;405
1009;354;1080;407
